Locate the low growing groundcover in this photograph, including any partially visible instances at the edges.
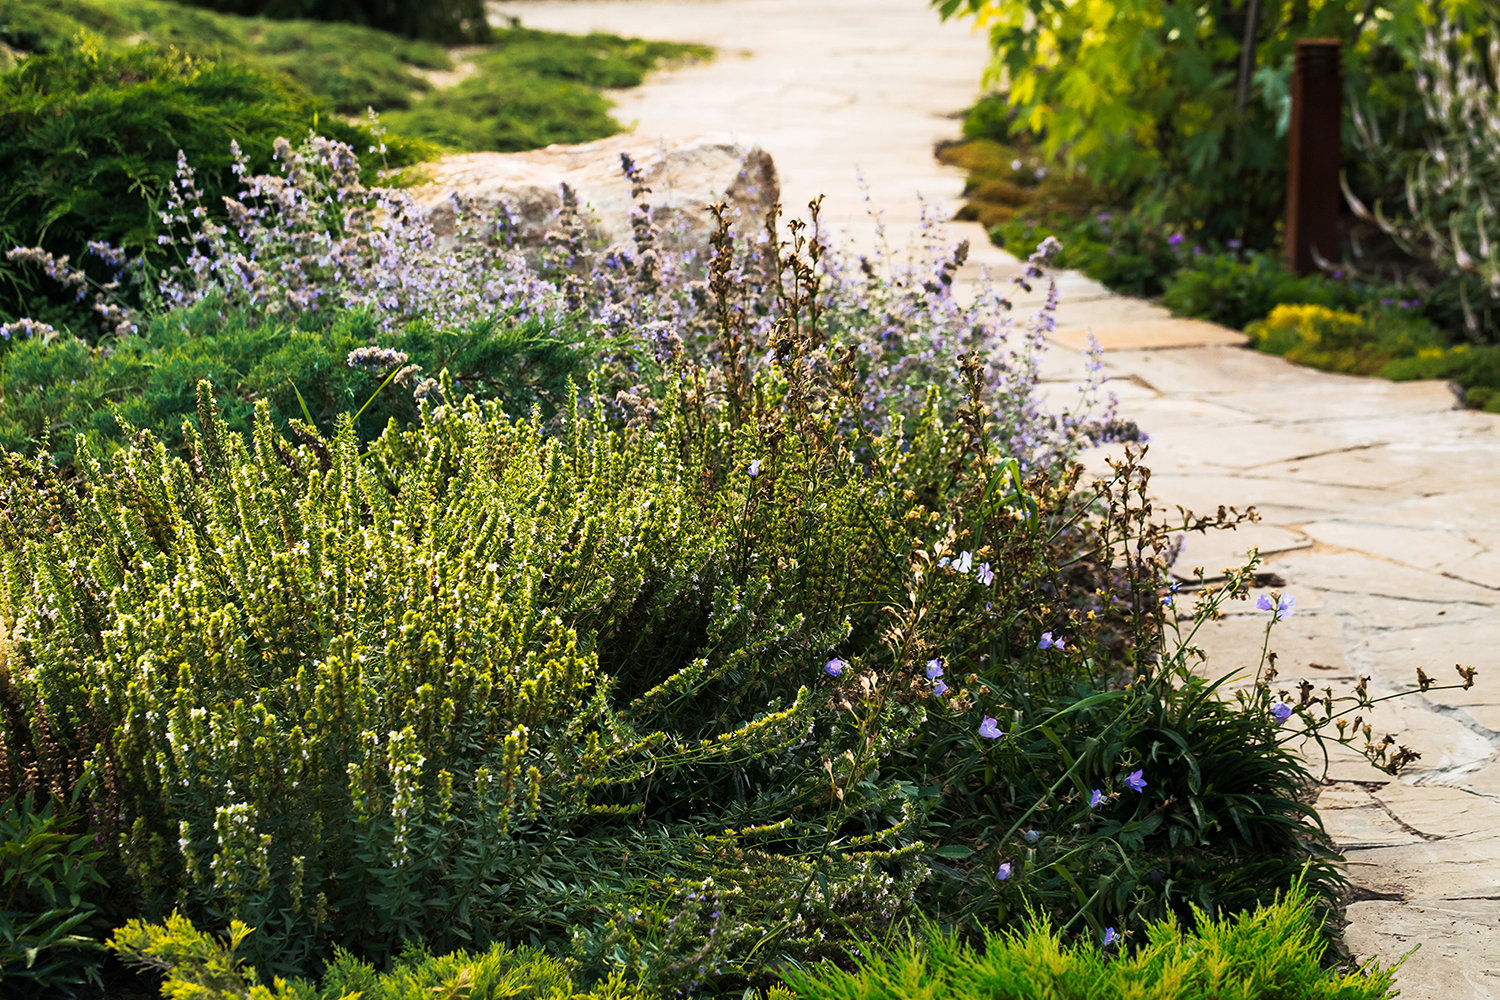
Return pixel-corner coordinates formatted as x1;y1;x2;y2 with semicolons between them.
111;880;1397;999
0;137;1448;999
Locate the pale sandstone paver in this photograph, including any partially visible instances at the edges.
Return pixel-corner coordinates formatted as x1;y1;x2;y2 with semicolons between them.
492;1;1499;991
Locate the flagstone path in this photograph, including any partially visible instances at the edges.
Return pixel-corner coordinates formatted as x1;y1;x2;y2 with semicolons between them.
495;1;1500;991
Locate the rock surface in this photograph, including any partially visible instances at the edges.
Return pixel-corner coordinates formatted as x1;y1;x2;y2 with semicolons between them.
409;132;778;250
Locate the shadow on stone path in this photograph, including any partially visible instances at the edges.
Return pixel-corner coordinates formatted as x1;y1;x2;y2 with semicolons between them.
494;1;1500;991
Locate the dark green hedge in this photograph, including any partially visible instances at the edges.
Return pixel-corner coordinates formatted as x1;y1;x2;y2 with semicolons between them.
169;0;489;43
0;41;414;330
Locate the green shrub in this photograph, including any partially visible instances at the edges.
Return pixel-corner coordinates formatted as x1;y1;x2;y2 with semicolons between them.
169;0;489;44
0;39;406;331
1246;304;1448;376
113;912;650;1000
1160;252;1359;331
0;365;1056;981
779;879;1398;1000
1379;343;1500;411
384;30;711;153
1;0;456;113
932;0;1481;247
0;361;1403;991
0;301;601;472
0;795;109;992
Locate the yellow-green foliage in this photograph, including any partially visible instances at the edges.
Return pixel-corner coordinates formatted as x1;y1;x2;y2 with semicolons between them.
112;910;651;1000
780;881;1398;1000
1246;303;1500;411
1246;304;1446;376
0;372;1036;980
1246;305;1388;375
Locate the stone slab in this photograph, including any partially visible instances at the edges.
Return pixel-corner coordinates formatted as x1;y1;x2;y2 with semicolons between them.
1301;521;1494;579
1374;782;1500;840
1051;316;1249;352
1146;472;1403;524
1342;898;1500;1000
1340;832;1500;901
1317;784;1424;849
1266;550;1500;609
1180;612;1350;684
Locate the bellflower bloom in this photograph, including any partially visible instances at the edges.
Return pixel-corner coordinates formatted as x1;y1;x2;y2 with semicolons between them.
1124;769;1147;793
1089;788;1105;808
1023;829;1040;844
1038;632;1064;651
1103;927;1119;947
926;659;944;679
1256;593;1296;619
976;561;994;586
979;716;1003;739
747;459;761;477
996;862;1013;881
1271;701;1293;723
825;658;845;677
953;550;973;574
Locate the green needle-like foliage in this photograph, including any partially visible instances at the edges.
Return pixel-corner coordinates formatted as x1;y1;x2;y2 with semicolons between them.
780;879;1398;1000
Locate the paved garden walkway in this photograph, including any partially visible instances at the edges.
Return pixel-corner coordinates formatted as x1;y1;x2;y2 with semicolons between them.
496;1;1500;992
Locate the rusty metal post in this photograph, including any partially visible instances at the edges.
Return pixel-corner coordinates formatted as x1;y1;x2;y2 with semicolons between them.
1285;39;1343;276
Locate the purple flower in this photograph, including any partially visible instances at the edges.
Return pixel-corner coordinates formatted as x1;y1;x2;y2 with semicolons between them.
977;561;994;586
996;861;1013;881
1271;701;1293;723
953;550;973;574
747;459;761;477
1089;788;1105;808
1168;233;1185;247
1124;769;1146;793
979;716;1003;739
1256;593;1296;619
825;658;845;677
1103;927;1118;947
1023;829;1040;844
933;677;949;697
1038;632;1064;651
926;659;944;679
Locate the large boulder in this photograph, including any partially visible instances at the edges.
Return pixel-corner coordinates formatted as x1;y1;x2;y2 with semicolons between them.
408;133;779;251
